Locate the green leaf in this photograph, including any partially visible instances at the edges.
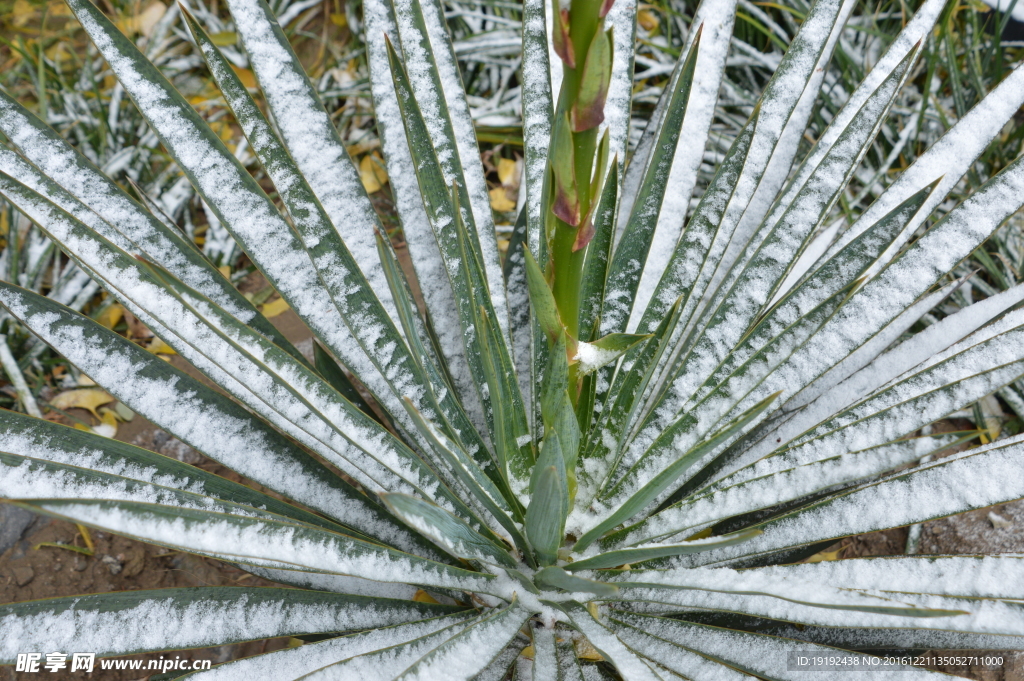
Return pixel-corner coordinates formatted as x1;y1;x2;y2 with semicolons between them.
608;617;752;681
0;587;463;663
176;613;479;680
567;529;762;571
313;340;387;427
575;392;780;552
599;25;701;334
524;247;564;344
401;398;529;553
577;299;682;510
15;498;497;594
386;0;511;339
573;24;614;132
562;602;663;681
381;493;516;568
551;113;580;226
574;333;651;376
391;598;530;681
0;415;340;535
534;566;619;597
0;283;432;554
385;39;530;485
526;433;570;566
188;9;474;463
0;95;308;369
687;437;1024;568
222;0;406;337
521;0;555;254
550;0;575;67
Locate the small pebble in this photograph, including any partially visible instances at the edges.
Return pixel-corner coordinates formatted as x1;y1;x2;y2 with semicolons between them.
73;557;88;572
12;566;34;587
53;562;62;572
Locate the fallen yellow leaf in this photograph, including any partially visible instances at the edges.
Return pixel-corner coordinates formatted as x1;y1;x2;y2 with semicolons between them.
574;637;604;661
210;31;237;46
359;153;389;193
488;186;516;212
497;157;519;187
330;12;347;27
637;8;659;31
261;297;290;318
146;338;177;355
50;389;115;419
97;303;124;330
93;409;118;438
12;0;36;28
805;548;843;563
230;64;258;90
520;645;535;660
218;265;231;279
412;589;441;604
47;0;74;16
136;1;167;38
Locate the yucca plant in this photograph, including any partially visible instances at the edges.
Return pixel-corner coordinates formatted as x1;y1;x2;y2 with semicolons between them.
3;0;1024;676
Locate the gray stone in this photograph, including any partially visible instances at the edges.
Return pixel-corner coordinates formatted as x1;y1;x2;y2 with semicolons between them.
0;505;37;555
11;565;34;586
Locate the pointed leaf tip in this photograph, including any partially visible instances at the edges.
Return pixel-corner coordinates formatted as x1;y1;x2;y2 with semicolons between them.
552;114;580;225
552;2;576;67
573;218;596;252
599;0;615;17
572;24;613;132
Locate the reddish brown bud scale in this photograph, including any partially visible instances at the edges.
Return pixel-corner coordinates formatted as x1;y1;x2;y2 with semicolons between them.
571;24;613;132
572;217;596;252
552;3;576;67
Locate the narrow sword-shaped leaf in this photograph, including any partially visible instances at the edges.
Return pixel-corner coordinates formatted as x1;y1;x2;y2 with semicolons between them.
718;152;1024;441
534;567;620;597
387;0;511;340
0;423;345;534
188;14;472;449
599;28;701;335
521;0;554;254
14;498;497;594
573;392;779;551
609;620;756;681
825;62;1024;279
650;48;917;430
611;612;949;681
363;0;485;436
386;42;530;484
222;0;403;330
0;95;306;367
66;0;432;449
685;436;1024;568
614;432;966;547
567;529;761;571
381;493;516;568
180;613;477;681
0;587;462;663
609;568;966;618
0;257;433;554
754;555;1024;600
525;433;570;566
402;398;528;550
392;600;530;681
290;613;487;680
626;0;738;324
562;602;664;681
577;300;682;510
